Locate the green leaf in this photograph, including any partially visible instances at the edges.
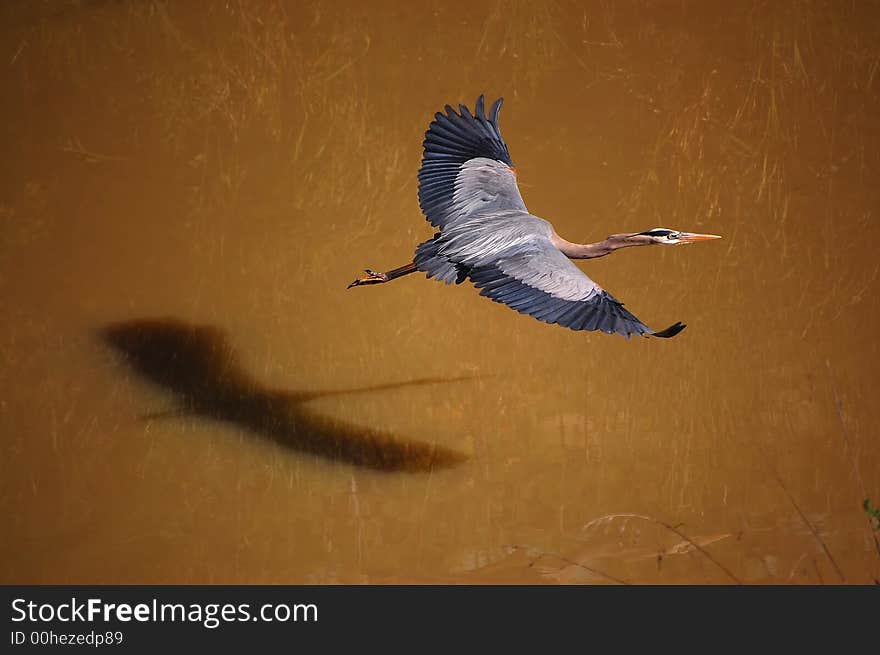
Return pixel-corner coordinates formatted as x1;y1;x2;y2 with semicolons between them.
864;498;880;530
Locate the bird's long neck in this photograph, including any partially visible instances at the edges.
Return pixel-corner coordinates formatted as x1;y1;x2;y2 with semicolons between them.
550;232;653;260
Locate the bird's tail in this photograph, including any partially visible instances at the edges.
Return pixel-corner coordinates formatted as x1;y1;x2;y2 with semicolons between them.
415;234;467;285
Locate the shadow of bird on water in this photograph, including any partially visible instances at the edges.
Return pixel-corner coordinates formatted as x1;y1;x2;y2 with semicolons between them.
100;318;470;472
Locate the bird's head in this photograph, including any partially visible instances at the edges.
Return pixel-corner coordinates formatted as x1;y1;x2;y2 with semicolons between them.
637;227;722;245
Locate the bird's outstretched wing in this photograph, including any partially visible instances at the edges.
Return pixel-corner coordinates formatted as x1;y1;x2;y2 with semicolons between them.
418;95;526;230
468;236;685;339
415;96;682;339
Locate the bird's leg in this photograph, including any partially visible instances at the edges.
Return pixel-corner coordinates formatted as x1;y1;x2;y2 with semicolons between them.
347;261;418;289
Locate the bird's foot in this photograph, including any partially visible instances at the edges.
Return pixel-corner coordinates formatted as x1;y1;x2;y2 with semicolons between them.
347;269;388;289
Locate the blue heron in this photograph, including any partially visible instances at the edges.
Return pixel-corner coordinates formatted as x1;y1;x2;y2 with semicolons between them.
349;95;721;338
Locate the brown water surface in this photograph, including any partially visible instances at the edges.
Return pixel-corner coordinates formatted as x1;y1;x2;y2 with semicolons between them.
2;0;879;584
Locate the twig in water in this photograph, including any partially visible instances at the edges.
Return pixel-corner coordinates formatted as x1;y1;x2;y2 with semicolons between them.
768;466;846;583
62;137;127;164
826;359;880;562
581;513;742;584
505;544;629;585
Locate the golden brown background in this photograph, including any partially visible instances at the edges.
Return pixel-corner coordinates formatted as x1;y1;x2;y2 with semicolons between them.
2;0;879;584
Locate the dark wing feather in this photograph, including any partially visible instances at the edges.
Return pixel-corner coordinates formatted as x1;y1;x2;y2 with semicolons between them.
418;95;523;230
468;237;685;339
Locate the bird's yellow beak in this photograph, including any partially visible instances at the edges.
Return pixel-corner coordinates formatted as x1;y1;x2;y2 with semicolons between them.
678;232;722;243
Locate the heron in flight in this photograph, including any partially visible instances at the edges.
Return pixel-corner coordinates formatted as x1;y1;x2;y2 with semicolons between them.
348;95;721;338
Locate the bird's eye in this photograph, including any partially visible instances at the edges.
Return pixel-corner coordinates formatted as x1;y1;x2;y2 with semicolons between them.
666;232;678;240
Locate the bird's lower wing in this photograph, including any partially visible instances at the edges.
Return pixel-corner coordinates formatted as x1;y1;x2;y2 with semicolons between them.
468;238;684;339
